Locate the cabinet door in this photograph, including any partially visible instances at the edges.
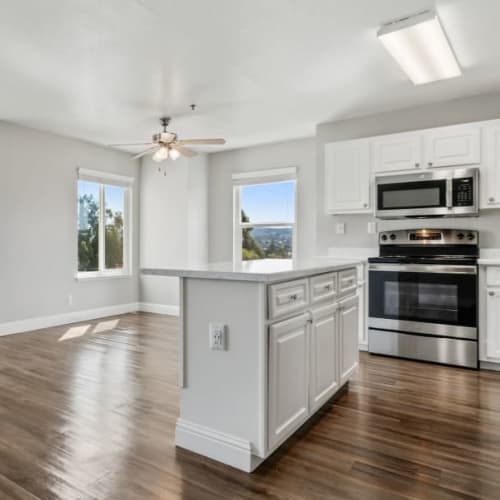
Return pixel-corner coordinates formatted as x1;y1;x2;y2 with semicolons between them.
268;313;309;450
339;294;359;385
325;139;371;214
424;124;481;168
372;132;422;173
486;289;500;361
310;304;339;412
481;122;500;209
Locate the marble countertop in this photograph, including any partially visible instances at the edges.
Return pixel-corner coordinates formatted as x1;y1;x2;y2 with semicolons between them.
478;249;500;266
141;258;361;283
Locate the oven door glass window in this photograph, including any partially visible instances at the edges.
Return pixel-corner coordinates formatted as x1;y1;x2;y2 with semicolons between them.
377;180;446;211
369;270;476;327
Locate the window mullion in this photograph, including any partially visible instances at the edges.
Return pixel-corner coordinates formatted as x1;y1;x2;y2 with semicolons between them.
99;184;105;272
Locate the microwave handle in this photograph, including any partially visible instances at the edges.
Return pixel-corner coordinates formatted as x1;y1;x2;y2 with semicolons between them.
446;178;453;209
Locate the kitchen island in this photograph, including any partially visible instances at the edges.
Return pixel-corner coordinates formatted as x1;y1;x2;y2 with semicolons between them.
142;258;361;472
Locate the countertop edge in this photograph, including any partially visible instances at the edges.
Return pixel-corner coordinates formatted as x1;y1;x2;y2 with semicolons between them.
141;261;362;283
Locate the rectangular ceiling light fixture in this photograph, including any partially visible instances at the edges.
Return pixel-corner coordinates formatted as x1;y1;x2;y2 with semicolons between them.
377;10;461;85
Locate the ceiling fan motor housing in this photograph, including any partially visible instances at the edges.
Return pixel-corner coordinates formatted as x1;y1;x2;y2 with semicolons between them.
153;131;177;144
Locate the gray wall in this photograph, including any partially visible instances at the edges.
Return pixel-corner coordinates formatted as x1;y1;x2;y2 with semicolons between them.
208;138;316;263
140;154;208;307
316;92;500;253
0;121;140;323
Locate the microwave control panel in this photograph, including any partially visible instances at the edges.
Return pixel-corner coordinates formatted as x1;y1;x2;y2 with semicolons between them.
453;177;474;206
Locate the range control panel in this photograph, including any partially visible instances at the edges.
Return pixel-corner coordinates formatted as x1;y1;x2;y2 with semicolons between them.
452;177;474;207
379;229;478;245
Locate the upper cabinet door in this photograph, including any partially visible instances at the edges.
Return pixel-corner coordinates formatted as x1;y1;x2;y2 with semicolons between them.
481;121;500;209
423;124;481;168
372;132;422;173
324;139;371;214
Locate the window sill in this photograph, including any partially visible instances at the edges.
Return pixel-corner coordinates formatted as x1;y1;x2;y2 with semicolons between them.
75;272;134;282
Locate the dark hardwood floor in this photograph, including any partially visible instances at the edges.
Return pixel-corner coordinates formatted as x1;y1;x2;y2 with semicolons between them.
1;312;500;499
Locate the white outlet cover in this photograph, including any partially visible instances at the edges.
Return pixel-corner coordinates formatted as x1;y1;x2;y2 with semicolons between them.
368;221;377;234
336;223;345;234
209;323;226;350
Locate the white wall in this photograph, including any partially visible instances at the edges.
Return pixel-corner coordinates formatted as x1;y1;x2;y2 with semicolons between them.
208;138;316;263
0;121;140;326
316;92;500;253
139;154;208;310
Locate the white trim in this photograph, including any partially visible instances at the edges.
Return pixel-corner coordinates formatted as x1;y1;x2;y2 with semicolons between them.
0;303;140;337
138;302;180;316
175;418;263;472
480;361;500;371
75;271;133;281
359;343;368;352
77;167;134;186
232;167;296;185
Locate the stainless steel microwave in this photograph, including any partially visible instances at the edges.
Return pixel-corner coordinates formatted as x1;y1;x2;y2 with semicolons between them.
375;168;479;219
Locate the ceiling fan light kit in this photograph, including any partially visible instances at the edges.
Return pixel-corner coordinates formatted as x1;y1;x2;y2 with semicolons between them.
109;116;226;168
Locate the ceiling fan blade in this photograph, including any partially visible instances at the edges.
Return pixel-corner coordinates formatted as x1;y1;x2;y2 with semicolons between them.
171;144;198;158
108;142;153;147
176;138;226;145
131;146;159;160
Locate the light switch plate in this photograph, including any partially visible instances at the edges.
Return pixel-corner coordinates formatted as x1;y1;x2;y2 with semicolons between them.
336;223;345;234
209;323;227;350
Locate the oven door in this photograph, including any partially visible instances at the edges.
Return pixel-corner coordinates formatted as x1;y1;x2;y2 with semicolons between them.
376;177;449;218
368;264;477;339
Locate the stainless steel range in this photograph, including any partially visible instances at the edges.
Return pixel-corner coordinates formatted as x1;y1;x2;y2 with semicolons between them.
368;229;478;368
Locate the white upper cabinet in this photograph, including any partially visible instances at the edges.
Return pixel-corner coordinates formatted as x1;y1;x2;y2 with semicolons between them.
324;139;371;214
423;123;481;168
481;121;500;209
372;132;422;174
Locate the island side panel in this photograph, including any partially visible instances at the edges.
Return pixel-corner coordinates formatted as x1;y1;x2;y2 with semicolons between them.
177;277;267;460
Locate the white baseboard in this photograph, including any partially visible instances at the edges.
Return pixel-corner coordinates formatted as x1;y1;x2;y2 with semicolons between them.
0;303;140;337
138;302;180;316
175;418;263;473
480;361;500;371
359;343;368;352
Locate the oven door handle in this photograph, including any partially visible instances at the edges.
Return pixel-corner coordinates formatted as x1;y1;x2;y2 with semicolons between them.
369;263;477;274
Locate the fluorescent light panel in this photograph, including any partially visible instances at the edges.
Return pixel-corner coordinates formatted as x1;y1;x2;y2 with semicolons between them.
378;10;461;85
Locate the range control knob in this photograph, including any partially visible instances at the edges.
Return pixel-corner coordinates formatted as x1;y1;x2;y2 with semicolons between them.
381;234;388;241
389;234;397;241
467;233;475;241
457;233;465;240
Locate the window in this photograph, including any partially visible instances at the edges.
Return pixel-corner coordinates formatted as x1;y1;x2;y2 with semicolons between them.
77;169;133;278
233;168;296;264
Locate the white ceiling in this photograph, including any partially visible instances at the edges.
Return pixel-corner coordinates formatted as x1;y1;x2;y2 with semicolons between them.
2;0;500;153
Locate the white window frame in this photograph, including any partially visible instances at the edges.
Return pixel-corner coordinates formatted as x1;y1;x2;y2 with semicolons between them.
76;168;134;280
232;167;297;265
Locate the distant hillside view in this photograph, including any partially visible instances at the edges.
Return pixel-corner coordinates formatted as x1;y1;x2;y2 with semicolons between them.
241;210;292;260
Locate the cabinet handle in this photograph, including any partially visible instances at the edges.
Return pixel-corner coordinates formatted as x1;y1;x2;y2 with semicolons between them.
289;293;298;301
428;161;433;167
489;197;496;203
489;291;496;297
363;203;368;208
415;162;420;168
324;284;331;290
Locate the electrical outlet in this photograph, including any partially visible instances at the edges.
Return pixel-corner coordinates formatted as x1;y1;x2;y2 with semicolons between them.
368;221;377;234
209;323;226;350
336;223;345;234
68;294;73;306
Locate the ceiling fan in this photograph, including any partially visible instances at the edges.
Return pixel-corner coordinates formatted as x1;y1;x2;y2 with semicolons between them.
109;117;226;163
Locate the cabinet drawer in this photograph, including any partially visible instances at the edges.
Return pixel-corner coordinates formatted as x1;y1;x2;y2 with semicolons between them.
338;268;357;297
268;279;309;319
310;273;337;304
487;267;500;287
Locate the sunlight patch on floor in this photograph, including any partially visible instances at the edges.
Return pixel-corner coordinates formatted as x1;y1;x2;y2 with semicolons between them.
58;319;120;341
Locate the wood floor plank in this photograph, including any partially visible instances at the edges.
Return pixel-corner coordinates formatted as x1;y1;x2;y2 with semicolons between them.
1;312;499;499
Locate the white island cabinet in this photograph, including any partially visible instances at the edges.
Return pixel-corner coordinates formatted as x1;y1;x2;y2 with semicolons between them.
142;259;360;472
